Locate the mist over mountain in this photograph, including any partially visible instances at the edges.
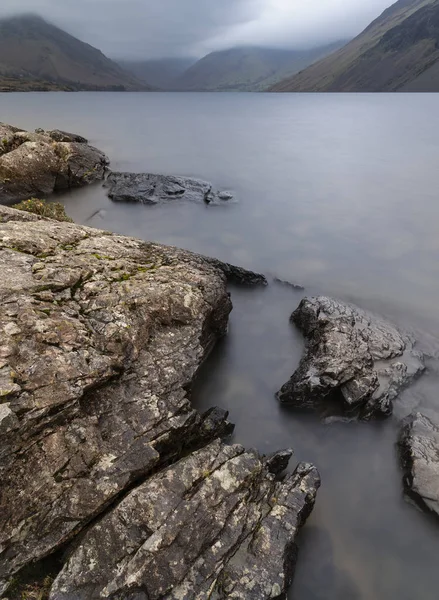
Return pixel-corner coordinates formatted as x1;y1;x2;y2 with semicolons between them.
118;58;196;90
270;0;439;92
171;43;346;91
0;14;150;91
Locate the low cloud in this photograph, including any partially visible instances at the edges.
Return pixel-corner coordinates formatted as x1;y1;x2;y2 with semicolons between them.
0;0;396;59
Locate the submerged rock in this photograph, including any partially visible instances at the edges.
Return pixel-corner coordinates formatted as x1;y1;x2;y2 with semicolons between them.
0;122;109;203
105;172;235;205
278;296;425;419
50;441;320;600
399;412;439;517
0;205;313;599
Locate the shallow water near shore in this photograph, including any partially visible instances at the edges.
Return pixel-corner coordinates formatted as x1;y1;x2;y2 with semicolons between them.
2;91;439;599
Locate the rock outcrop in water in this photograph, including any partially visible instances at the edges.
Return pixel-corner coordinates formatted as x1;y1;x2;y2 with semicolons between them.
50;442;319;600
0;205;317;598
278;296;425;419
105;172;235;205
0;123;109;203
399;412;439;517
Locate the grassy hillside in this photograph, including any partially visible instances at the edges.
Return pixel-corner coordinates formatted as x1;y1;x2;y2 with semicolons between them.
175;44;345;92
270;0;438;92
0;14;151;91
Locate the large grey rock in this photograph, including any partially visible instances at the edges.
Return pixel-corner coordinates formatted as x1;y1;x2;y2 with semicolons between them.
0;122;109;203
278;296;425;419
399;412;439;517
50;441;320;600
105;172;235;205
0;206;286;599
0;205;237;589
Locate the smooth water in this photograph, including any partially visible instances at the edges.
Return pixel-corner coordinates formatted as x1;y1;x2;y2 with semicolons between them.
2;92;439;599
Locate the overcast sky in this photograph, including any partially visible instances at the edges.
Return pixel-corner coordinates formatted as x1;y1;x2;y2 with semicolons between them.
0;0;396;59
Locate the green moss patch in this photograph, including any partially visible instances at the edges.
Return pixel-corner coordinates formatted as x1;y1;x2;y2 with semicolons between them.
12;199;73;223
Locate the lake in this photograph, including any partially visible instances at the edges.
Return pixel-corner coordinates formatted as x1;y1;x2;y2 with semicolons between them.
2;91;439;599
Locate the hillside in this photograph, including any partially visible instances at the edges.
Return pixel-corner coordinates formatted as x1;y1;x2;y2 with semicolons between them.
270;0;439;92
118;58;195;90
174;43;345;92
0;14;151;91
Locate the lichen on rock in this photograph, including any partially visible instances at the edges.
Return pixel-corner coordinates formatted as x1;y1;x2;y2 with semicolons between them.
0;122;109;204
278;296;425;420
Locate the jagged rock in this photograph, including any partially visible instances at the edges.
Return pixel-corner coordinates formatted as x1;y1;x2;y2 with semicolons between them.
0;205;278;597
0;122;109;203
399;412;439;517
105;172;235;206
202;257;267;287
0;204;239;590
50;440;320;600
273;277;305;291
45;129;89;144
278;296;425;419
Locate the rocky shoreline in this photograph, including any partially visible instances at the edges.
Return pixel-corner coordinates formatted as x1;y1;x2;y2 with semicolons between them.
1;121;438;599
0;202;318;599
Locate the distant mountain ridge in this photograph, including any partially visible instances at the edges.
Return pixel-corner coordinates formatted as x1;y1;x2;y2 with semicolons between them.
118;58;196;90
0;14;151;91
172;43;345;91
270;0;439;92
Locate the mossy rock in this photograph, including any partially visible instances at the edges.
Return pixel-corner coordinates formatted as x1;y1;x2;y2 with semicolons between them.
12;199;73;223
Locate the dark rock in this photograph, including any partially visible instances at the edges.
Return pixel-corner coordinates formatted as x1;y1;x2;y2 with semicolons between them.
277;296;425;419
265;448;294;475
203;257;268;286
105;172;235;206
0;122;108;203
399;412;439;516
273;277;305;291
45;129;89;144
49;441;320;600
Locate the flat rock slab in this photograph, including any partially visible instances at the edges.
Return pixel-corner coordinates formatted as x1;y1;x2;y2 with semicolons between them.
50;440;320;600
399;412;439;517
0;122;108;203
278;296;425;419
105;172;235;205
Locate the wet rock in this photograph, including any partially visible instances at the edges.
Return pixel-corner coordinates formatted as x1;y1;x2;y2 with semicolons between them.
50;440;320;600
105;172;235;206
202;257;267;286
0;122;109;203
399;412;439;517
44;129;89;144
0;205;236;589
278;296;425;419
273;277;305;291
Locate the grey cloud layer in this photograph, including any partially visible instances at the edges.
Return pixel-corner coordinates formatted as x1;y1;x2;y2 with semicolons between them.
0;0;395;58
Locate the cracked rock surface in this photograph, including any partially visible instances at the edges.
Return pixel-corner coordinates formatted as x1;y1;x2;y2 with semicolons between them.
0;122;109;203
0;204;234;589
399;412;439;517
105;172;235;206
278;296;425;419
50;441;320;600
0;205;314;599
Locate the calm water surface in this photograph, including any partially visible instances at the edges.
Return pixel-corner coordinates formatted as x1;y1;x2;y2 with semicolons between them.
2;92;439;599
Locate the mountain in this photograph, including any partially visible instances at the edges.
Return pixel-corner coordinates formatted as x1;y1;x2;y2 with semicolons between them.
174;43;345;92
118;58;196;90
0;14;151;91
270;0;439;92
